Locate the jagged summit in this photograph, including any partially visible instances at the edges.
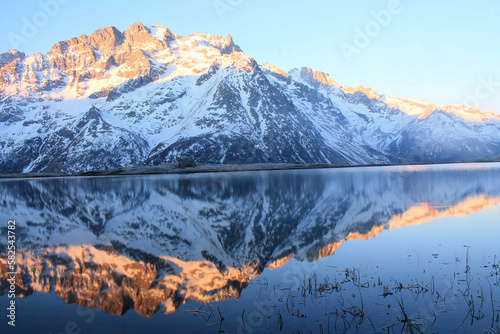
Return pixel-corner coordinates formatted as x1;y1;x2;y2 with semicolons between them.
261;62;289;77
79;25;124;50
290;67;340;88
342;85;381;100
0;49;25;68
221;34;242;54
0;22;247;100
0;23;500;174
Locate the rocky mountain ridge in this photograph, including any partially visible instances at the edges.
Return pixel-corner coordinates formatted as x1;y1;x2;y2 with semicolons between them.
1;22;500;174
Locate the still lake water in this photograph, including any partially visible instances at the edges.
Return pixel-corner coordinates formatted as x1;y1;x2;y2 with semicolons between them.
1;163;499;333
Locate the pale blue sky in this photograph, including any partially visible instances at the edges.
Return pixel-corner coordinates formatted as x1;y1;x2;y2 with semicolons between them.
1;0;499;112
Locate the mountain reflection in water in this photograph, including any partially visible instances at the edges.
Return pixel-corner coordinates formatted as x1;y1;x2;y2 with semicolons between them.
0;164;499;327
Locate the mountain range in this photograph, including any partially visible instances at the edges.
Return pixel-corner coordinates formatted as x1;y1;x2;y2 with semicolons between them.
1;22;500;174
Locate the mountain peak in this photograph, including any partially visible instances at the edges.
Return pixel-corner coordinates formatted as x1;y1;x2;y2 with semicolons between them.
289;67;340;88
120;22;172;57
0;49;25;69
5;49;25;57
125;21;150;35
384;95;500;122
261;62;289;77
150;24;174;40
221;33;242;55
123;22;154;43
342;85;381;101
80;26;124;50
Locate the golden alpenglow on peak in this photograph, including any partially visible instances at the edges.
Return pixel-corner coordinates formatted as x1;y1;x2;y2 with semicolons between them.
310;69;340;87
294;67;340;88
1;23;500;173
125;21;149;35
261;62;289;77
341;85;381;100
79;26;124;50
123;21;166;50
1;2;499;333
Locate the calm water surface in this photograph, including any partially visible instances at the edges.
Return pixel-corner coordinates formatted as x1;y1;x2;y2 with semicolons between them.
1;163;499;333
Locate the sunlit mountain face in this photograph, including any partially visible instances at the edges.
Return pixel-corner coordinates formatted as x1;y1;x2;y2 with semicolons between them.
1;22;500;174
1;164;499;329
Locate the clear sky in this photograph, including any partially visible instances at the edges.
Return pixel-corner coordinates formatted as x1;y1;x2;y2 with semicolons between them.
1;0;499;112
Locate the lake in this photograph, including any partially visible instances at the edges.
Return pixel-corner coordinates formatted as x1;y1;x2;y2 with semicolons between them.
1;163;499;333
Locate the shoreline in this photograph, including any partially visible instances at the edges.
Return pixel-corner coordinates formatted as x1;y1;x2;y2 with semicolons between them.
1;159;500;179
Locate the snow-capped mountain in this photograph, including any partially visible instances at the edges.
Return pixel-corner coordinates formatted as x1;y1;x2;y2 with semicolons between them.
1;22;500;174
1;165;500;315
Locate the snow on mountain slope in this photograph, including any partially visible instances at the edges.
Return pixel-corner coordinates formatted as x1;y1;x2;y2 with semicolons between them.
1;22;500;173
384;95;500;122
